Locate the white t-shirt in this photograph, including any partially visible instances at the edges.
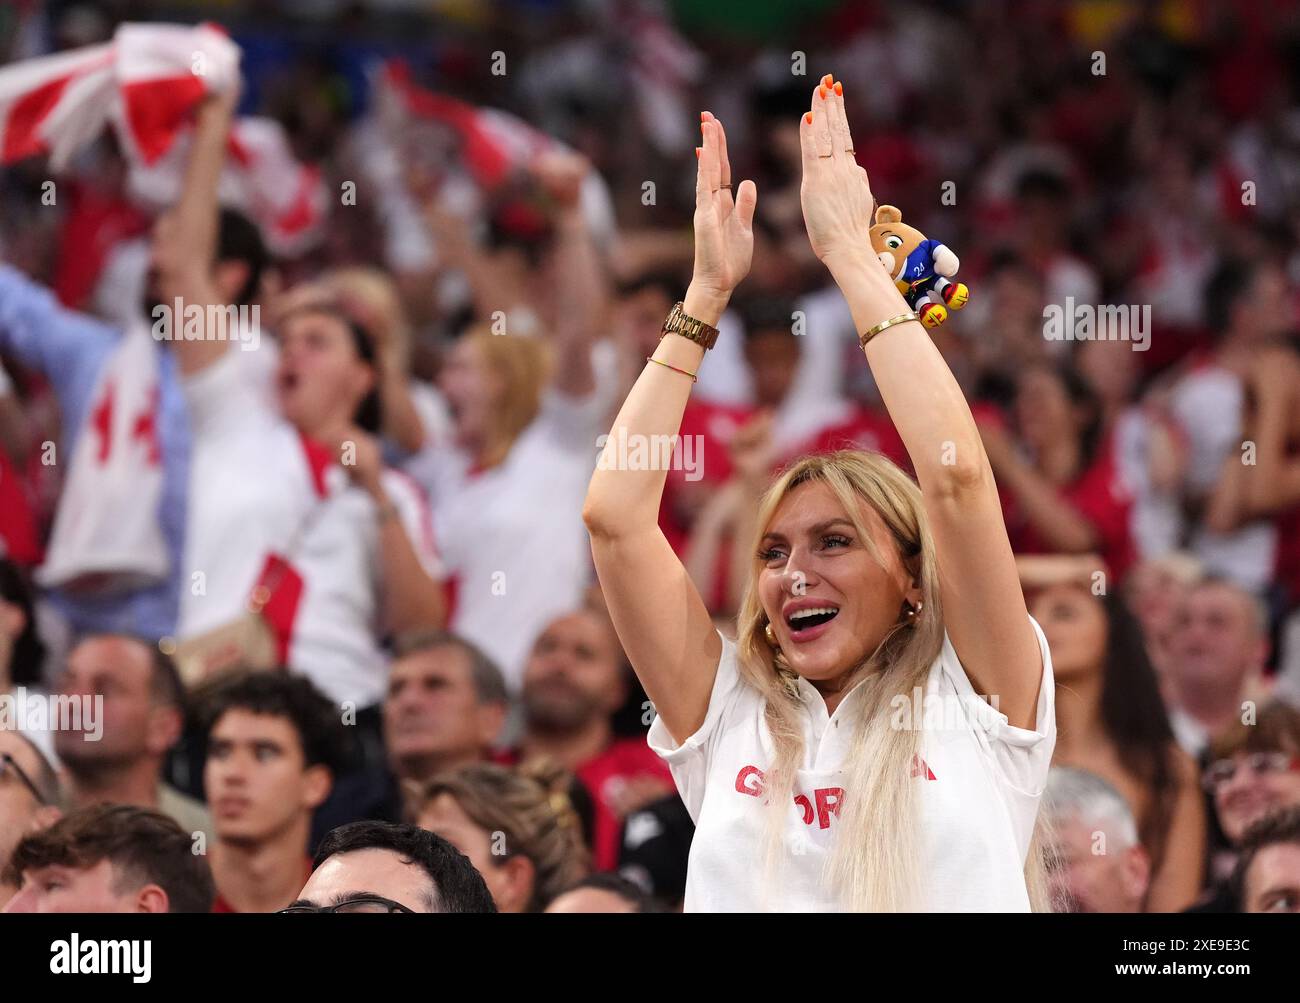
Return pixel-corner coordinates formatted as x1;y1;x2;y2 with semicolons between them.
1171;363;1276;591
648;617;1056;912
179;344;442;707
405;386;606;690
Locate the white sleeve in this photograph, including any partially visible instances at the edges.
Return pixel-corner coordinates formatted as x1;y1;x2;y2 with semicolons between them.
937;616;1056;799
380;469;444;580
646;631;747;821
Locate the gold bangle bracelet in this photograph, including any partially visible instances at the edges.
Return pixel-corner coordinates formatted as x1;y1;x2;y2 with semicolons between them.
859;311;920;347
646;356;698;382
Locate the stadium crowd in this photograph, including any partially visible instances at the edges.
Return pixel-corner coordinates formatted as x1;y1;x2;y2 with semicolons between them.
1;0;1300;913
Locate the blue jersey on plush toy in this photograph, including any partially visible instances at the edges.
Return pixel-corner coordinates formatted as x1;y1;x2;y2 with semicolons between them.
895;239;944;303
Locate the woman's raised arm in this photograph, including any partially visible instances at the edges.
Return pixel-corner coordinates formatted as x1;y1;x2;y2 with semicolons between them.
800;77;1043;730
583;112;757;744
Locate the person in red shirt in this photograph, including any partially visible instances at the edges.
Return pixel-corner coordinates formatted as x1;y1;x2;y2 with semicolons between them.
978;360;1135;582
199;672;348;913
510;607;674;870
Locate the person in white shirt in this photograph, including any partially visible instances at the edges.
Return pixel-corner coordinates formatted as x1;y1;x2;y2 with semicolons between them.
405;154;614;691
584;81;1055;912
155;90;445;709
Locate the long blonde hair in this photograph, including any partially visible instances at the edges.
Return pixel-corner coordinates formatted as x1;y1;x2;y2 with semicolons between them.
734;450;1050;911
464;327;553;468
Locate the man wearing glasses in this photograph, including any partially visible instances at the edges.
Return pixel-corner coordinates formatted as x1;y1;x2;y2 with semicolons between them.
284;820;496;914
0;731;61;909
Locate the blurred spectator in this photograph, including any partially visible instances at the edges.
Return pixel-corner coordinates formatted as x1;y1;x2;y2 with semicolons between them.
0;558;53;760
404;155;612;691
291;819;495;914
156;98;445;717
1076;338;1185;562
512;608;674;870
54;634;211;839
416;760;588;913
1044;766;1151;913
2;803;214;913
982;363;1136;581
1233;806;1300;914
1122;552;1204;696
200;672;348;913
545;871;664;913
0;177;266;649
617;791;695;911
1191;701;1300;911
0;730;61;909
1164;578;1271;757
1022;557;1204;910
1209;345;1300;705
0;369;41;568
175;294;446;708
1170;259;1292;593
312;629;507;840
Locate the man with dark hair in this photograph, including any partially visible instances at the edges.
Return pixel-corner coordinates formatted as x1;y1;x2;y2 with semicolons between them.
200;671;348;912
2;803;214;913
1233;806;1300;913
0;730;62;909
545;872;665;913
314;630;506;840
288;820;495;914
55;633;210;839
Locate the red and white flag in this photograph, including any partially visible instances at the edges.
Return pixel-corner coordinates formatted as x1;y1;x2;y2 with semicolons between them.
0;22;325;255
376;60;568;191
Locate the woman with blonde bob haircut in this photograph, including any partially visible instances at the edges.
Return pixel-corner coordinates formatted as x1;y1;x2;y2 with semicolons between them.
583;77;1056;911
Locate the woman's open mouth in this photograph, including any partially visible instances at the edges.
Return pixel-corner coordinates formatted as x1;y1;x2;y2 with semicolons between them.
785;605;839;643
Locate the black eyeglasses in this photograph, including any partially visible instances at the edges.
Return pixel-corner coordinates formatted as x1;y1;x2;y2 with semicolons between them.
278;895;416;915
0;751;48;806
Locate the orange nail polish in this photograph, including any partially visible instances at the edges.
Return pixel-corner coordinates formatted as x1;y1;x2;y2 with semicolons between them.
834;82;843;96
695;147;701;159
819;85;828;99
804;112;813;124
821;73;832;86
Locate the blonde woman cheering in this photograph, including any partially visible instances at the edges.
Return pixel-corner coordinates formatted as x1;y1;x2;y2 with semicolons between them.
582;77;1056;911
